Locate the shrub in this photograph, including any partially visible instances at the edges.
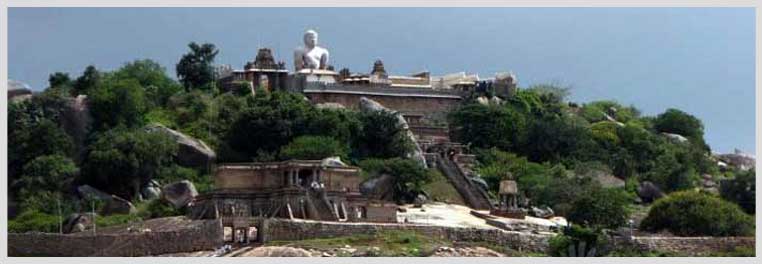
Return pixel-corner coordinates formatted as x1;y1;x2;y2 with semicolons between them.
720;169;755;214
279;136;348;160
137;199;183;219
8;210;61;233
549;225;608;257
16;154;78;194
567;187;632;229
359;158;429;203
640;191;754;236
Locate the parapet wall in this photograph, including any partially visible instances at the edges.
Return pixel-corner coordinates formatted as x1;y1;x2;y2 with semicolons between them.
8;219;223;257
260;219;552;253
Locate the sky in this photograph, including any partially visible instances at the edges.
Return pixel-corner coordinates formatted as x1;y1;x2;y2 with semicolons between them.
8;8;756;154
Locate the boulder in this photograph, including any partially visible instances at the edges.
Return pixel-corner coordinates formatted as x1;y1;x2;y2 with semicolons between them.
145;123;216;169
360;174;395;201
475;96;490;105
413;194;428;207
661;132;689;143
162;180;199;209
63;213;93;234
637;181;665;203
141;180;162;201
530;206;555;218
60;95;92;162
320;156;348;167
77;185;112;201
8;80;33;103
716;149;755;171
102;195;137;215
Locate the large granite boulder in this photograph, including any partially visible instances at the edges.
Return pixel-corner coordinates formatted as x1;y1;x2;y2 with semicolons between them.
76;185;137;215
77;185;112;201
360;174;395;201
637;181;665;203
661;132;689;143
530;206;555;218
358;97;427;168
145;123;216;169
60;95;92;162
141;180;162;200
63;213;93;234
8;80;33;103
101;195;137;215
321;156;348;167
716;149;755;171
162;180;199;209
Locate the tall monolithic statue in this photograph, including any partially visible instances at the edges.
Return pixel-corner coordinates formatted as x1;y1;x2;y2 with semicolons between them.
294;29;330;71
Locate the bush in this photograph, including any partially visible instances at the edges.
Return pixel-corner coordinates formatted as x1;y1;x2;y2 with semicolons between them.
279;136;348;160
355;110;413;159
83;127;178;199
16;154;78;194
720;169;755;215
567;187;632;229
89;78;149;131
549;225;608;257
359;158;429;203
8;210;61;233
137;199;183;219
640;191;754;236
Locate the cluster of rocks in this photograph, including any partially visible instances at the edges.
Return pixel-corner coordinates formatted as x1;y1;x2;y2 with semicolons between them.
715;149;755;171
64;180;199;234
431;246;505;257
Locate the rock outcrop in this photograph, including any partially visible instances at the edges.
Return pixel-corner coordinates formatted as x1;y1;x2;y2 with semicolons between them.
162;180;199;209
238;246;313;257
76;185;136;215
8;80;33;103
637;181;665;203
360;174;395;201
716;149;755;171
60;95;92;162
145;123;216;169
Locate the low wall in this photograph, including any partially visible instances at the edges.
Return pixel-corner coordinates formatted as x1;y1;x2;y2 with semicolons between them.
259;219;552;253
8;219;223;257
612;236;756;256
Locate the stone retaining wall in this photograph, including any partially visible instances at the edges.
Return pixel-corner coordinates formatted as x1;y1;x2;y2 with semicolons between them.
612;236;755;256
8;219;222;257
260;219;552;253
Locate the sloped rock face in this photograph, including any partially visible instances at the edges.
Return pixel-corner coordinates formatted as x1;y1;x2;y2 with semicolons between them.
8;80;33;103
145;123;216;169
60;95;92;162
162;180;199;209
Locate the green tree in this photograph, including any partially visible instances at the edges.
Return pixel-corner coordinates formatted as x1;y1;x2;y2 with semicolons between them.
720;169;755;214
8;118;74;195
83;127;177;199
72;65;101;96
113;59;183;107
567;187;631;229
279;136;348;160
653;108;707;149
48;72;72;89
15;154;78;195
176;42;219;91
359;158;429;203
88;78;149;131
448;103;527;151
356;110;413;159
640;191;754;236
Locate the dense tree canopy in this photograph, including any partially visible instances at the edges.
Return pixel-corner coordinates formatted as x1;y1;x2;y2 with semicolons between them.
176;42;219;91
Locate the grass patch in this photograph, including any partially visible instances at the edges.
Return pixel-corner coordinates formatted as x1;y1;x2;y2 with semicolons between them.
266;230;452;257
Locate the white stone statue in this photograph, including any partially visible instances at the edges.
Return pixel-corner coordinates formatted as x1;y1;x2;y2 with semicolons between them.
294;29;330;71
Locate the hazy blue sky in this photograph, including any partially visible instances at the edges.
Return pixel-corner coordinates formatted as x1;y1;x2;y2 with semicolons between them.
8;8;756;154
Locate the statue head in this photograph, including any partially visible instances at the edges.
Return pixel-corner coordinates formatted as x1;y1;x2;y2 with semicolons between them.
303;29;318;48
